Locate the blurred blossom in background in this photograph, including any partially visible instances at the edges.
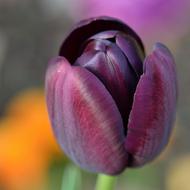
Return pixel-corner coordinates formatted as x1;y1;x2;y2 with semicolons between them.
0;89;64;190
65;0;190;49
0;0;190;189
166;155;190;190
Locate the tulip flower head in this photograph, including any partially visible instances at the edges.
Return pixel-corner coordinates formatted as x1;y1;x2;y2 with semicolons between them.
45;16;177;175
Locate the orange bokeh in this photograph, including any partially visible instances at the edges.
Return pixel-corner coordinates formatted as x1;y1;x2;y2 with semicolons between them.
0;89;63;190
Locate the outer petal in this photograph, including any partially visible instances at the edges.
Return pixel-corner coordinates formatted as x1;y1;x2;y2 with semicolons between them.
59;16;144;63
125;43;177;166
45;57;128;174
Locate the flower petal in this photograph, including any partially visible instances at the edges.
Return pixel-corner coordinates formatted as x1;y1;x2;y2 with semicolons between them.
45;57;128;174
75;39;138;129
59;16;144;64
116;34;144;76
88;30;118;40
125;43;177;166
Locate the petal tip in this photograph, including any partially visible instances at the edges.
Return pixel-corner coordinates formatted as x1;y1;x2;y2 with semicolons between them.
153;42;174;59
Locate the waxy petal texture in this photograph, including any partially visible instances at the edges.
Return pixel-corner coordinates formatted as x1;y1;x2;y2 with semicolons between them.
116;34;144;76
59;16;144;63
46;16;177;175
125;43;177;166
75;39;137;128
46;57;128;174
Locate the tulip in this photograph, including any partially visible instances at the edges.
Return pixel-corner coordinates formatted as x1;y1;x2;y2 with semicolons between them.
45;16;177;175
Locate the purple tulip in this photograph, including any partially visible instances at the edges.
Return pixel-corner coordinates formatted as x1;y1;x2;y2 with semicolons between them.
45;16;177;175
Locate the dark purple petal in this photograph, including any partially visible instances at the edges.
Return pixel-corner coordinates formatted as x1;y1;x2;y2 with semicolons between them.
88;30;118;40
45;56;72;132
45;57;128;174
59;16;144;64
75;39;138;129
116;34;144;76
125;43;177;166
83;39;108;52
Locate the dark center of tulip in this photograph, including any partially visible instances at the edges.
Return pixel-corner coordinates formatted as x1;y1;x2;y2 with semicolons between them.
74;30;143;134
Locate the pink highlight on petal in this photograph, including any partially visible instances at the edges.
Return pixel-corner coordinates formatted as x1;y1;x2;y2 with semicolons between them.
45;17;177;174
45;56;129;174
125;43;177;166
45;56;71;130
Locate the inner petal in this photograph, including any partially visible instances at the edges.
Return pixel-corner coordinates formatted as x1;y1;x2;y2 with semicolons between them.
74;39;138;131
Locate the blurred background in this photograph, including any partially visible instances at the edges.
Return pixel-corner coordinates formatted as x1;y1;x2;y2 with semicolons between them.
0;0;190;189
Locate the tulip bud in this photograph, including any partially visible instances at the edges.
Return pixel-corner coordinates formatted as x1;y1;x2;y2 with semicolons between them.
45;16;177;175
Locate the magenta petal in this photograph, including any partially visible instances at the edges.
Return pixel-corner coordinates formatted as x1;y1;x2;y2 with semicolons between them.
45;57;128;174
125;43;177;166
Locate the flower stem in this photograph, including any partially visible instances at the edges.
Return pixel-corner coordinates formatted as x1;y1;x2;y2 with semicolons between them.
95;174;117;190
61;165;81;190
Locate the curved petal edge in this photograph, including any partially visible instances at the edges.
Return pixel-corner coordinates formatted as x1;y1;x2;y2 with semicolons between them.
45;56;129;174
125;42;177;166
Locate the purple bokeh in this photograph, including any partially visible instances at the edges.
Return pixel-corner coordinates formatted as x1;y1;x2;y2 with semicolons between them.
68;0;190;47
